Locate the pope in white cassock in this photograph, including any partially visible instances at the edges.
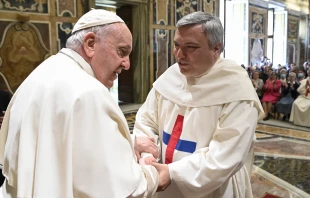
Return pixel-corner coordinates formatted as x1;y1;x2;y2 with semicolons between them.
0;9;159;198
133;12;264;198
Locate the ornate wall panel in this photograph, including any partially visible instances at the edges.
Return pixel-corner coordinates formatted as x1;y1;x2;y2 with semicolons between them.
249;5;268;66
56;0;76;17
153;0;170;25
298;15;307;64
287;15;299;65
0;21;50;93
150;0;174;83
33;22;51;49
286;0;309;14
153;29;171;79
0;0;84;93
57;22;73;50
288;16;299;40
249;38;265;66
287;43;296;65
308;16;310;61
0;0;49;14
0;21;11;39
203;0;218;16
250;7;266;35
175;0;199;24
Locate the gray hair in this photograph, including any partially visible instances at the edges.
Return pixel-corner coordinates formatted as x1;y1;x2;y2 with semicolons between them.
289;72;296;78
176;11;224;52
280;68;287;74
66;24;112;51
289;72;298;84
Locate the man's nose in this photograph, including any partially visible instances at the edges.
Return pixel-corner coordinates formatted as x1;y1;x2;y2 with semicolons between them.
175;48;185;59
122;56;130;70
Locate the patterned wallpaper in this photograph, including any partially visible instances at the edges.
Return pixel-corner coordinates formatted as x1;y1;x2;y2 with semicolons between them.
0;0;49;13
0;0;82;93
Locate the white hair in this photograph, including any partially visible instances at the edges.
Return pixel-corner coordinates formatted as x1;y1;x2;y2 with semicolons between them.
66;24;112;51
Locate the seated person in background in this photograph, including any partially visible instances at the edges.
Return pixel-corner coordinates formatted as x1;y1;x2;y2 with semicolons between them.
261;71;281;120
260;66;273;83
259;66;267;83
248;65;257;78
251;70;264;100
290;69;310;127
275;73;299;121
297;68;306;83
276;64;283;78
279;68;287;86
290;65;299;77
273;68;287;119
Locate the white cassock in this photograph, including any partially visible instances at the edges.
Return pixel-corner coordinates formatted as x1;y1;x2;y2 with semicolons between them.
290;77;310;127
133;58;264;198
0;48;158;198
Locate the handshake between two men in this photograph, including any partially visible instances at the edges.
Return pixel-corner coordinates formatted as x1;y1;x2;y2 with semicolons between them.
134;136;171;192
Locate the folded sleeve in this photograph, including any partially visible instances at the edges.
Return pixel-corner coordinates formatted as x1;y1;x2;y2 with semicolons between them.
69;89;158;198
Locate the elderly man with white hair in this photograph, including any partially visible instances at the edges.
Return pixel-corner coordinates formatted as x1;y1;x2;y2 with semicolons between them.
0;9;159;198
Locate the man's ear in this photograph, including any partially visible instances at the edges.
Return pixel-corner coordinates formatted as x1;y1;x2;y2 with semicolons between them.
83;32;96;58
214;43;222;54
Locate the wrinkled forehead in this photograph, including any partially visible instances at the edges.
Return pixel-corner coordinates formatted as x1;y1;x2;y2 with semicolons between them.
106;23;132;43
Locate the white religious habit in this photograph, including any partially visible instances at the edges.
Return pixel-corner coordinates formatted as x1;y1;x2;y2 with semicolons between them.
0;48;158;198
290;77;310;127
133;57;264;198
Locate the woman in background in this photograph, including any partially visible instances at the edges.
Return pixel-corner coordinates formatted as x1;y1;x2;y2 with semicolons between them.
261;71;281;120
251;70;264;100
275;73;299;121
297;69;306;83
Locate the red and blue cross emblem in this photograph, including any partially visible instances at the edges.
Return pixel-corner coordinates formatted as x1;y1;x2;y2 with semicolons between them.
163;115;197;164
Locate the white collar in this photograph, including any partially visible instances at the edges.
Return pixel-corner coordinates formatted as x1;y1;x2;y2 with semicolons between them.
59;48;95;78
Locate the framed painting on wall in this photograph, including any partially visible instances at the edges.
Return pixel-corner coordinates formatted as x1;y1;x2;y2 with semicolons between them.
249;37;265;67
175;0;199;24
203;0;219;16
288;16;298;40
287;42;296;65
249;6;267;36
